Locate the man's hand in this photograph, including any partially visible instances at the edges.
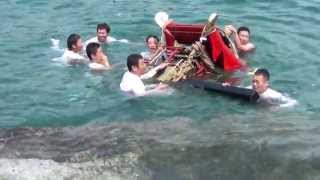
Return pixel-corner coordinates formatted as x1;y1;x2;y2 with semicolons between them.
225;25;237;35
158;62;169;70
156;82;168;90
156;46;164;53
222;82;231;86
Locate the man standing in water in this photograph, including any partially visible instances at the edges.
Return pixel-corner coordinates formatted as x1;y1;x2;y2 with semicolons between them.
251;68;296;107
86;42;111;70
84;23;111;49
225;25;255;54
62;33;88;65
120;54;168;96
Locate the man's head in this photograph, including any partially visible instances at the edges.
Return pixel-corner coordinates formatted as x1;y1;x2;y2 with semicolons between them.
96;23;111;43
127;54;146;76
86;42;103;61
145;35;160;53
237;26;251;45
252;68;270;94
67;33;83;52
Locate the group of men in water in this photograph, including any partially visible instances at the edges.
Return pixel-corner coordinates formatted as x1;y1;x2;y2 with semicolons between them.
62;23;111;70
61;19;296;107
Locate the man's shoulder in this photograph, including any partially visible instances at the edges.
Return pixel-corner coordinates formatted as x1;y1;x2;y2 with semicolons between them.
262;88;282;98
261;88;297;107
63;49;84;59
62;49;70;57
107;36;116;43
122;71;140;80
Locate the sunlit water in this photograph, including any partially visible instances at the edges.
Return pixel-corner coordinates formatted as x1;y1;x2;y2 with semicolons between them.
0;0;320;179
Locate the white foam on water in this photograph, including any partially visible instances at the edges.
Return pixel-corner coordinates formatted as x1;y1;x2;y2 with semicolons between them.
50;56;70;67
108;36;130;44
50;38;64;52
50;57;68;67
147;85;176;96
49;38;70;66
279;96;298;108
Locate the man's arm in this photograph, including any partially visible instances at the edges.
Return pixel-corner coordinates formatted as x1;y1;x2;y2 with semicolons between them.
227;25;255;52
64;52;88;65
233;33;255;52
102;54;111;68
141;63;169;80
278;95;298;107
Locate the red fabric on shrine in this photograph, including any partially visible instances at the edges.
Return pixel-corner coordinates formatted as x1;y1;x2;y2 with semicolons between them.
206;30;242;71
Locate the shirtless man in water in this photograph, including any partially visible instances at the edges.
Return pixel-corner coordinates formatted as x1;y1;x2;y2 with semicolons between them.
225;25;255;54
86;42;111;70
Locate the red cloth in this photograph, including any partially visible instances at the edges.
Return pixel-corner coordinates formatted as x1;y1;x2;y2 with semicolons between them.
206;30;242;71
164;21;242;71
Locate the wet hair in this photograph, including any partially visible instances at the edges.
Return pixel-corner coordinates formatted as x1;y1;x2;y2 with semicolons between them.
237;26;250;35
145;35;159;43
127;54;143;72
254;68;270;81
67;33;81;50
97;23;111;33
86;42;100;61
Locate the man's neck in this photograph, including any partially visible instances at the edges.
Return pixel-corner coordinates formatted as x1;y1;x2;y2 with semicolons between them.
259;87;269;95
97;37;107;44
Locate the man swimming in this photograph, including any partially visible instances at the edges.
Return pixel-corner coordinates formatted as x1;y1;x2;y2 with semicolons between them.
120;54;168;96
62;33;88;65
86;42;111;70
225;25;255;54
251;68;297;107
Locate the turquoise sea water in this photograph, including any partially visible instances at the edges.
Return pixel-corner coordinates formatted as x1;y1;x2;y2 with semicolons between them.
1;0;320;179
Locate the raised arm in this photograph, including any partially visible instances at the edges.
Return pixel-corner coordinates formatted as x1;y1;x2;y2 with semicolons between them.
227;25;255;52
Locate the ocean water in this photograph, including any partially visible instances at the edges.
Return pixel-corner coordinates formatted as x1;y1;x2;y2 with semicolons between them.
1;0;320;179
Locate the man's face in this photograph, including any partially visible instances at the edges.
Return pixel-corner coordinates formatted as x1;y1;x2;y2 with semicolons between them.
238;30;250;45
147;37;158;53
133;58;146;75
97;29;108;43
252;74;268;94
73;38;83;52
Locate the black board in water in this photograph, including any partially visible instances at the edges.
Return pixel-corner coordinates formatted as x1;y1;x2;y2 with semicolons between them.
183;79;259;102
